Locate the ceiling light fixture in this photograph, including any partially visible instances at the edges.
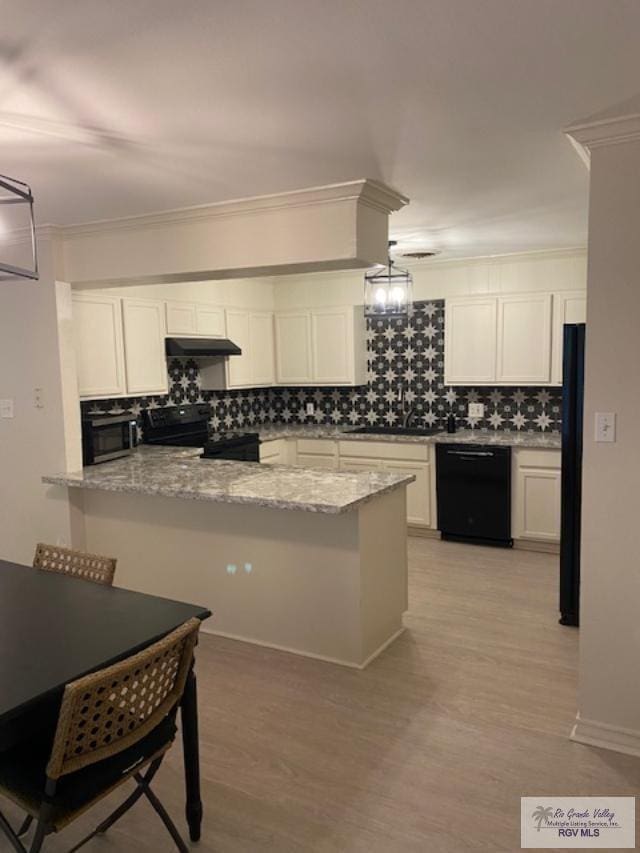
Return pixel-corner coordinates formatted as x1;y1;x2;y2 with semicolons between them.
0;173;38;280
364;240;413;318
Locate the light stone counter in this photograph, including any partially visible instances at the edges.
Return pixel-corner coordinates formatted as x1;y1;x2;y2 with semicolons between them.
43;445;414;515
258;424;562;450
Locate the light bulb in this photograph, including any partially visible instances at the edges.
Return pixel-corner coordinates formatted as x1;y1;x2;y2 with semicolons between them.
374;287;387;305
390;286;406;305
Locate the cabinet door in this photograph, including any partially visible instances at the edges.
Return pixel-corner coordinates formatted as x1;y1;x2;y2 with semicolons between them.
73;294;126;399
166;302;197;335
382;460;431;527
444;298;497;384
122;298;168;395
249;312;275;386
551;292;587;385
514;467;561;541
311;307;353;384
196;305;225;337
225;310;252;388
496;294;552;384
275;312;313;384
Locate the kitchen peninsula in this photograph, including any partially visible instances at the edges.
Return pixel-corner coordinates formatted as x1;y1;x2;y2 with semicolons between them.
43;447;413;668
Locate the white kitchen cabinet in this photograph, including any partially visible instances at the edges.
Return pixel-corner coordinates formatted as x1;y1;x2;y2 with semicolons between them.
551;291;587;384
275;312;313;384
166;301;197;336
249;312;276;386
276;307;365;386
166;302;225;337
121;298;168;396
225;310;252;387
381;460;431;527
72;293;127;399
195;305;225;337
444;297;497;384
340;458;381;473
496;293;552;384
512;449;561;543
296;453;338;470
260;438;290;465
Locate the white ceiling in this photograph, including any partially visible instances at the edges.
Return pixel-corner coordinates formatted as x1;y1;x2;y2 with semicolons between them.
3;0;640;258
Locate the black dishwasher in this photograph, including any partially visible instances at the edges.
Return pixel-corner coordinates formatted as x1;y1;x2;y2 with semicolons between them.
436;444;512;547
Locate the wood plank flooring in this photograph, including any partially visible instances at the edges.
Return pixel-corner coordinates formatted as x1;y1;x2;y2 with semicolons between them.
3;538;639;851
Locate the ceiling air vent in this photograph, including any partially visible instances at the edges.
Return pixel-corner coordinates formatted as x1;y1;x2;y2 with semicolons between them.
401;251;440;259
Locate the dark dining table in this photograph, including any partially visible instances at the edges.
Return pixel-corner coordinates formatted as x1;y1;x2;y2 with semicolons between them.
0;559;211;842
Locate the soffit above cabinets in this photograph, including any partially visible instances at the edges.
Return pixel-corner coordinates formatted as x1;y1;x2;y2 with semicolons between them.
56;179;408;287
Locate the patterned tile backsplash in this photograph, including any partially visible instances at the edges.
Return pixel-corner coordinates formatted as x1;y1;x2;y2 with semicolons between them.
82;299;562;434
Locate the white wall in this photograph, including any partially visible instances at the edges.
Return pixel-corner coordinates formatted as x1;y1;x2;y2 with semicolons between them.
82;277;276;311
572;140;640;754
270;248;587;309
0;235;81;564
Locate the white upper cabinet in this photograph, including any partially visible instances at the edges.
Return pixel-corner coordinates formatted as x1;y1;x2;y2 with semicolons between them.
444;297;497;384
166;301;225;337
496;293;552;384
249;312;276;386
121;298;168;396
551;291;587;385
445;291;568;386
72;293;126;399
275;311;313;384
166;301;197;336
196;305;225;337
276;306;365;386
225;309;252;388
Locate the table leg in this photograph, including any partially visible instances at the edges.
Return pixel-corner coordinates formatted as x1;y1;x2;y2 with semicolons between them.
180;664;203;842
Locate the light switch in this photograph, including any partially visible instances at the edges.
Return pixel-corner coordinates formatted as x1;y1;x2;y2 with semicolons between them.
468;402;485;419
34;387;44;409
595;412;616;443
0;399;14;419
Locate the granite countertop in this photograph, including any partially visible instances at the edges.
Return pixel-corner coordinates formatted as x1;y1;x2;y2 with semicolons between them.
42;446;414;515
258;424;562;450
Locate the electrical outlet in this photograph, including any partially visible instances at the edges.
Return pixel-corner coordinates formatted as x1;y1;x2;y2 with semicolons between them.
595;412;616;443
306;402;315;416
0;399;14;419
468;402;485;419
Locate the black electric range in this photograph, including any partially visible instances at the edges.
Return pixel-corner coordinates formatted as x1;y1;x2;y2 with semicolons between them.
142;404;261;462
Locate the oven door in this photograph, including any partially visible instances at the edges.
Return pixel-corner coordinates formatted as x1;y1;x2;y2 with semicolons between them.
83;417;137;465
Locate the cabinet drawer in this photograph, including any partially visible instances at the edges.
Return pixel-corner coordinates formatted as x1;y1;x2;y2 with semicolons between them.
260;439;288;461
338;440;429;462
296;439;337;456
296;453;338;470
515;449;561;469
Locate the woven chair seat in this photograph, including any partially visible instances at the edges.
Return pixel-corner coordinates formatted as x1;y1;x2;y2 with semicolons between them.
0;716;176;831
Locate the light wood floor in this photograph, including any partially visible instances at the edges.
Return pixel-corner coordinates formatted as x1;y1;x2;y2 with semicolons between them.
3;538;640;852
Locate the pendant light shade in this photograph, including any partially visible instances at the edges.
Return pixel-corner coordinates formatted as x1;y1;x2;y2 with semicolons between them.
364;241;412;318
0;173;38;281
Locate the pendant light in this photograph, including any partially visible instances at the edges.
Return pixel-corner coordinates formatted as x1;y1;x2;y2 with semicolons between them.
364;240;412;318
0;173;38;280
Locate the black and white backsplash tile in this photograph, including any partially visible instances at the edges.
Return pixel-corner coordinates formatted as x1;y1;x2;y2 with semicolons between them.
82;299;561;434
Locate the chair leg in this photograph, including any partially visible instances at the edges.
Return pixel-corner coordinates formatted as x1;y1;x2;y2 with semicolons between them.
16;815;33;837
0;808;27;853
135;775;188;853
66;757;165;853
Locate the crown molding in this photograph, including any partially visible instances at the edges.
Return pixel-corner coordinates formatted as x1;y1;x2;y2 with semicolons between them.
60;179;408;239
565;111;640;167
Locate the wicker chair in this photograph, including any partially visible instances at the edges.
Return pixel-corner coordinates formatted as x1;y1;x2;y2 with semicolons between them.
0;617;200;853
33;543;117;587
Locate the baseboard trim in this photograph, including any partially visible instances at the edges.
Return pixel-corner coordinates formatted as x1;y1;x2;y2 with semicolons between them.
514;538;560;555
571;712;640;758
408;526;440;539
200;624;405;670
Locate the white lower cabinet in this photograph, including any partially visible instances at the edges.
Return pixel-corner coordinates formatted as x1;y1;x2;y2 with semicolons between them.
381;460;431;527
259;439;290;465
512;449;561;542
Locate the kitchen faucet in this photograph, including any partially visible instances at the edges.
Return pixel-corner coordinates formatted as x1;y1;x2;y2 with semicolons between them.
399;385;416;428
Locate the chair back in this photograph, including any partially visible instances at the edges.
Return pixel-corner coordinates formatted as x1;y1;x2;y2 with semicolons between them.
46;618;200;780
33;543;117;586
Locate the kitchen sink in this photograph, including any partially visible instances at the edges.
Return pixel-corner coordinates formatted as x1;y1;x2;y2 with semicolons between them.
345;425;443;437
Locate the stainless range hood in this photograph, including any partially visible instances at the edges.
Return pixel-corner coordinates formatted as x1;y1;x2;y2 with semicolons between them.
165;337;242;358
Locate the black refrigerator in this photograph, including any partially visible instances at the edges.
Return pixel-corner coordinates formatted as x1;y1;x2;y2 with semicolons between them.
559;323;585;627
